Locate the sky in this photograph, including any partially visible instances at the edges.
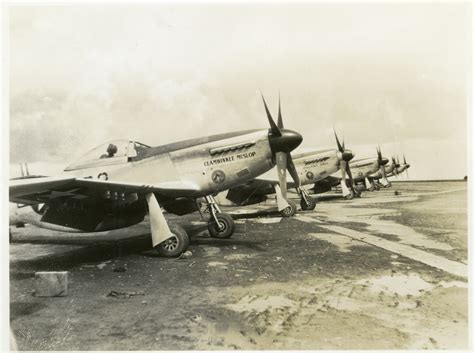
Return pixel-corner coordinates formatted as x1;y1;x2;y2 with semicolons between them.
6;2;471;180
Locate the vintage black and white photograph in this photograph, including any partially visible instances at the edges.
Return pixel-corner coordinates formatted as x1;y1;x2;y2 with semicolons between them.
3;0;471;351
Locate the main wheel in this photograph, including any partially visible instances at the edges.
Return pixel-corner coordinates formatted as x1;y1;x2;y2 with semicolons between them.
280;200;297;217
208;213;235;239
156;224;189;257
374;184;380;191
352;189;361;197
344;192;354;200
300;196;316;211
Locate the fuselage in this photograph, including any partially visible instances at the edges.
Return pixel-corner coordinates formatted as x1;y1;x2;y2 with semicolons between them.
62;130;276;199
348;158;379;181
293;149;342;185
252;148;342;187
370;163;396;179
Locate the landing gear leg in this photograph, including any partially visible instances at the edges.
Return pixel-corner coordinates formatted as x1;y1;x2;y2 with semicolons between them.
366;178;375;191
297;187;316;211
205;195;235;239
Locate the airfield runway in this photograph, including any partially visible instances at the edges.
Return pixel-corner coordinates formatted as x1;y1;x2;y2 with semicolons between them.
9;181;468;350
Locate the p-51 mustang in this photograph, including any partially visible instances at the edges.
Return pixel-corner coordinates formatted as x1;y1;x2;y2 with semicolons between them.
370;156;400;186
390;155;411;178
9;96;302;257
222;130;356;213
313;146;389;194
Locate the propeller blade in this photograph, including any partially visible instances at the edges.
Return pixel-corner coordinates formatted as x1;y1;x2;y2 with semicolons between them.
275;152;290;211
334;129;344;152
261;94;281;137
346;161;357;197
340;160;346;182
145;193;174;248
346;161;354;187
276;151;288;199
287;153;301;187
403;154;407;164
20;163;24;177
25;163;30;176
340;160;350;197
277;93;284;129
377;146;382;163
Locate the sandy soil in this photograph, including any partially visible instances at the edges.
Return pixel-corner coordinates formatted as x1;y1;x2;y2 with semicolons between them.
9;181;468;350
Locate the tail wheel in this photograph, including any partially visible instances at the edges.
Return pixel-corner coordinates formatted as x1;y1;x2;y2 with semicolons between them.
156;224;189;257
208;213;235;239
280;200;297;217
300;196;316;211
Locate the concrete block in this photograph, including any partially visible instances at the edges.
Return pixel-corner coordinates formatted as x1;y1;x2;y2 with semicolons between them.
34;271;69;297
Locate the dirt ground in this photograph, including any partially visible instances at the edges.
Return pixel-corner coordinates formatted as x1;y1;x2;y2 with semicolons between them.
9;181;468;350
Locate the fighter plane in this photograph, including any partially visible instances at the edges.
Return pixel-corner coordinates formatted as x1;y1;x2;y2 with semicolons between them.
221;130;356;213
9;95;302;257
391;155;411;178
313;146;389;194
370;156;400;185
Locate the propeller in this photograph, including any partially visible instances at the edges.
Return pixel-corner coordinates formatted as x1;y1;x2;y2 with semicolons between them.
261;94;303;211
403;154;410;178
334;130;354;197
376;146;389;186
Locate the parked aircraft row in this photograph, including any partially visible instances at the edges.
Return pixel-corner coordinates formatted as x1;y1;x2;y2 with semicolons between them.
9;95;411;257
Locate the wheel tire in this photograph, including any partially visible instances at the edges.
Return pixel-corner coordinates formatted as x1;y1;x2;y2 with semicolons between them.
208;213;235;239
345;192;354;200
280;200;297;217
300;196;316;211
156;224;189;257
374;184;380;191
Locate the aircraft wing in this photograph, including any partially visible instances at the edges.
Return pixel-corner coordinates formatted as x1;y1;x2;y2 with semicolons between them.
10;175;202;204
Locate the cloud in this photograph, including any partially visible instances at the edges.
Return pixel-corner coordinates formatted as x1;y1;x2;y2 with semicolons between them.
8;3;469;180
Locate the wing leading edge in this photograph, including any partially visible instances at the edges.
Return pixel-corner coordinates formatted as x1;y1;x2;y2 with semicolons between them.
9;176;202;204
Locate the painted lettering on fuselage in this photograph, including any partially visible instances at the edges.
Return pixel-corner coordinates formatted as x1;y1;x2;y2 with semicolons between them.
204;151;256;167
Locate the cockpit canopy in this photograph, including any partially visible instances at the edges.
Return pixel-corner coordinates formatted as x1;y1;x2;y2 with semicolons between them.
64;139;150;171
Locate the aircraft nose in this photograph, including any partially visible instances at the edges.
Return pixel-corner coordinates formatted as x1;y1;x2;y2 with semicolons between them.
268;128;303;154
342;150;354;162
381;157;389;166
395;163;400;168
